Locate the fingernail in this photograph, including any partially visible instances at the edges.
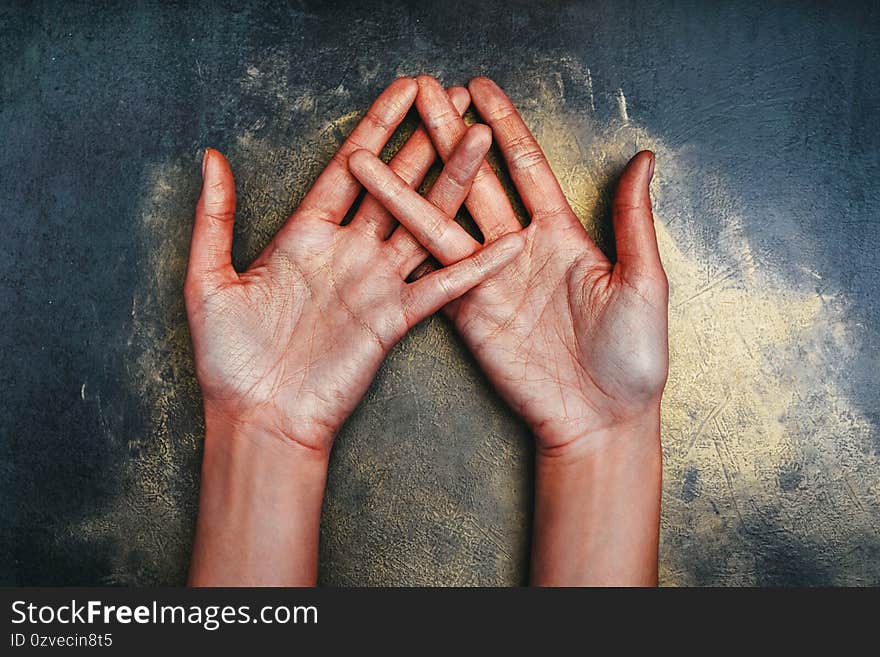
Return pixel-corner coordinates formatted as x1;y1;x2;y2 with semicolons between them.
647;153;655;181
201;149;209;178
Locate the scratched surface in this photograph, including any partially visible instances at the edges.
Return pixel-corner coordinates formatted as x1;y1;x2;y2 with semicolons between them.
1;1;879;585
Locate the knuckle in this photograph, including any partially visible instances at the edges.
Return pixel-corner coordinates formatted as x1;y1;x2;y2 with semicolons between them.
437;272;457;299
532;206;571;222
389;154;421;185
330;149;350;168
202;208;234;223
364;108;394;132
401;288;424;325
302;204;337;224
334;137;371;164
480;220;510;241
357;210;383;232
484;103;517;123
332;147;359;169
442;163;470;190
426;106;461;131
508;141;545;172
613;200;650;216
470;249;491;276
471;163;494;185
425;213;449;241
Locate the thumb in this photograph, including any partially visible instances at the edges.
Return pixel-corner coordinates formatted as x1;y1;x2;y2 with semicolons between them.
612;150;662;276
187;148;238;288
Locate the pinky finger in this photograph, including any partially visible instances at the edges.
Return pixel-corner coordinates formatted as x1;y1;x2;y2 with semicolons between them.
401;231;524;324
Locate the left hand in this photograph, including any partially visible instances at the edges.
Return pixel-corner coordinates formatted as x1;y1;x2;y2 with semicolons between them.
186;79;523;456
186;78;524;586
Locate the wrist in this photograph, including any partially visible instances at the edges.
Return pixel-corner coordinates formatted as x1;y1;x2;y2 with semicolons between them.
535;405;662;466
189;406;330;586
531;406;662;586
203;398;338;459
201;407;331;490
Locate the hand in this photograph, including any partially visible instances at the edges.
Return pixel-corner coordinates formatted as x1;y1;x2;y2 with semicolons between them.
351;76;668;453
186;78;524;586
185;79;523;456
349;76;667;585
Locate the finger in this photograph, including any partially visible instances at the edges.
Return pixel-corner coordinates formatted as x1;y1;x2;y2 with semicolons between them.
293;77;417;226
468;76;573;223
385;228;433;279
405;260;465;318
348;148;479;266
425;123;493;216
187;148;238;286
349;86;470;240
612;150;662;274
415;75;520;240
385;122;490;277
402;232;524;323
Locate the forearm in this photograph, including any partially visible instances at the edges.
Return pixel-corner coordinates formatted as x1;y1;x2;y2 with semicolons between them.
188;408;330;586
530;411;662;586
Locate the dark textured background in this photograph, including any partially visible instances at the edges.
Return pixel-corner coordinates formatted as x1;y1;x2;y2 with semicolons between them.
1;0;878;585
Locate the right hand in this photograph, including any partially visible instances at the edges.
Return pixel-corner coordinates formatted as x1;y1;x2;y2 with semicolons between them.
349;76;668;455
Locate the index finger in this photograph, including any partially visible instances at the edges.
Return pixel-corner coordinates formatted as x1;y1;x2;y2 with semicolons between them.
415;75;521;241
348;148;479;265
293;77;418;226
468;77;573;223
349;86;471;240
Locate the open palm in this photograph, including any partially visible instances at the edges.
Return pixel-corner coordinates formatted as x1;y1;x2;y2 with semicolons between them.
349;76;668;451
185;79;522;454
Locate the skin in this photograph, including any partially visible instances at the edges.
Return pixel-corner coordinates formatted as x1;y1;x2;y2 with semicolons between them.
186;78;525;586
349;76;668;585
